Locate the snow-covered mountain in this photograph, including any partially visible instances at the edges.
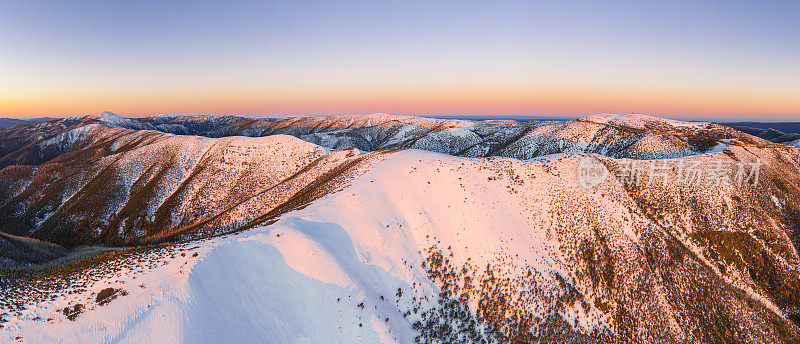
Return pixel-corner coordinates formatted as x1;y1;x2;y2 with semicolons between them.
1;113;799;343
0;117;383;249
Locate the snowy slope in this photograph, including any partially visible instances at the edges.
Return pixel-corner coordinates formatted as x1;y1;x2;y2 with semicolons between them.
0;122;382;249
3;147;799;343
2;114;800;343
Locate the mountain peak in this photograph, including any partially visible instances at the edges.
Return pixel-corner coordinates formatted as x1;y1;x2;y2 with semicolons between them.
98;111;120;118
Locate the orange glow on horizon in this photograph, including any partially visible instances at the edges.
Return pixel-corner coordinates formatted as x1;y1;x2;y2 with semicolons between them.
2;83;799;119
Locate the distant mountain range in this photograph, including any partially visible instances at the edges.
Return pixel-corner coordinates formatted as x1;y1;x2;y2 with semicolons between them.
0;117;55;129
725;122;800;134
3;114;798;147
725;122;800;147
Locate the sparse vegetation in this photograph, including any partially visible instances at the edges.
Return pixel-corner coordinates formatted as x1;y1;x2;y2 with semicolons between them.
62;303;83;321
96;287;127;306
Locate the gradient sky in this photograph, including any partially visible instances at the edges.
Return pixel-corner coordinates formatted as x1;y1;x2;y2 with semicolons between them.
1;1;799;119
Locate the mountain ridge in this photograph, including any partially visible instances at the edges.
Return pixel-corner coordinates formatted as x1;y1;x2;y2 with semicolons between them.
1;113;799;343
